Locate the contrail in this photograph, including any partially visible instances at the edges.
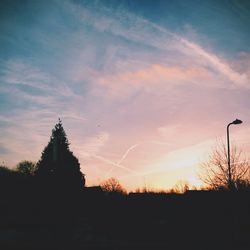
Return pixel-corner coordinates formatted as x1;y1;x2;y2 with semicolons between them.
118;140;170;164
101;144;139;179
93;140;171;179
92;154;138;174
118;144;139;164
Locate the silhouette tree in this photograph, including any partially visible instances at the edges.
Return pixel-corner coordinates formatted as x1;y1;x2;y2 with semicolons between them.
16;160;36;176
200;140;250;190
35;119;85;190
101;177;126;194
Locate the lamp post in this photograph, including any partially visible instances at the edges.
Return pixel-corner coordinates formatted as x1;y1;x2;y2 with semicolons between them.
227;119;242;189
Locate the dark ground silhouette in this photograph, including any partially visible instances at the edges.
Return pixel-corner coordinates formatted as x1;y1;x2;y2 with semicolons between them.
1;177;250;250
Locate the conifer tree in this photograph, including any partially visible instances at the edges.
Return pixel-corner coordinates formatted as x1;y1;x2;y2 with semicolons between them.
36;119;85;190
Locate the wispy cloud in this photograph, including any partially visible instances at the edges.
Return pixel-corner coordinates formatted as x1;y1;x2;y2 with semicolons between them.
74;132;110;159
1;60;79;98
1;60;52;89
64;0;249;90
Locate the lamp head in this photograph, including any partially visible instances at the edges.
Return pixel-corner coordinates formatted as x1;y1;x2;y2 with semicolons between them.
232;119;242;125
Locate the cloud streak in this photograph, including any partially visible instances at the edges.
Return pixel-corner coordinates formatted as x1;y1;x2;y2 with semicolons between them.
65;0;249;90
179;38;249;87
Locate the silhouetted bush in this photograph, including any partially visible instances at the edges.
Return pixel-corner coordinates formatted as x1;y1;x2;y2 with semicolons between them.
16;160;36;176
101;177;127;195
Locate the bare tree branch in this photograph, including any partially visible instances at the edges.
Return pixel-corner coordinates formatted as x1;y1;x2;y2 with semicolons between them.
200;140;250;190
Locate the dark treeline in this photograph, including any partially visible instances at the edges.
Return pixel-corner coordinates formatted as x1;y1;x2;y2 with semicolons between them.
1;121;250;249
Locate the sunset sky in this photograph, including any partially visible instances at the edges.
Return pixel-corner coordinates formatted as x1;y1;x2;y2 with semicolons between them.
1;0;250;190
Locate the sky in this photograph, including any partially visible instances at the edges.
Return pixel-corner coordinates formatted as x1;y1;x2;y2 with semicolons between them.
1;0;250;190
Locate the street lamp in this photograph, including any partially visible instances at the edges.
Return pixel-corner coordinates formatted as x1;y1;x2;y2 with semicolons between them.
227;119;242;189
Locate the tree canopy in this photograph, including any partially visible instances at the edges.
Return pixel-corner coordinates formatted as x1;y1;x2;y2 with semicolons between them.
35;119;85;190
16;160;36;176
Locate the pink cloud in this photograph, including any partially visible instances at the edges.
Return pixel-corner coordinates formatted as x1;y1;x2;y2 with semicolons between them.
100;64;211;84
94;64;215;98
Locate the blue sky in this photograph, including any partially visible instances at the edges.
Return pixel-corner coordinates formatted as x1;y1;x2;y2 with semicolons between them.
1;0;250;190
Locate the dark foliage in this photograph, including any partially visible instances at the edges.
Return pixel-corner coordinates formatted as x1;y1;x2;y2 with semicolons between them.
35;119;85;191
16;160;36;176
